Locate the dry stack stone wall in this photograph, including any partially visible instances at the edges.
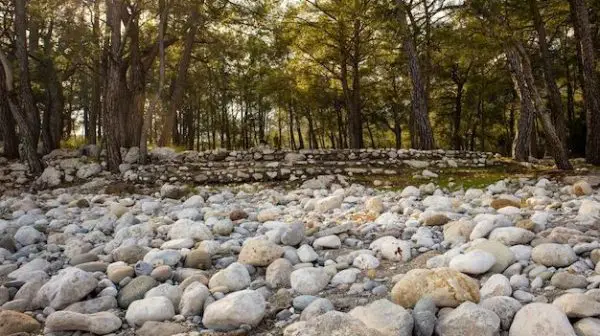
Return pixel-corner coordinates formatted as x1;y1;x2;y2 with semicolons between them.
0;147;499;191
124;148;497;185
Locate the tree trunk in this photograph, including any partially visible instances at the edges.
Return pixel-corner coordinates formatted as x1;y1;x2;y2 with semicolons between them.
366;118;376;148
0;50;44;173
506;47;534;162
126;7;145;148
10;0;44;173
569;0;600;165
104;0;124;172
141;0;168;163
295;112;304;150
478;98;485;151
566;60;576;124
159;9;199;147
529;0;568;146
88;0;101;145
397;1;435;150
349;18;363;148
0;97;18;159
517;44;572;169
508;43;573;170
340;52;361;149
277;106;283;150
452;79;464;150
288;100;296;149
41;27;65;152
392;104;402;149
14;0;41;145
334;101;345;148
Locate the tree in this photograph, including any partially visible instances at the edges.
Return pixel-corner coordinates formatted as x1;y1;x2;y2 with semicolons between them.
396;0;435;149
1;0;45;174
158;5;200;147
141;0;169;163
528;0;567;146
104;0;125;171
0;0;596;172
0;98;18;159
506;42;572;170
293;0;379;149
569;0;600;165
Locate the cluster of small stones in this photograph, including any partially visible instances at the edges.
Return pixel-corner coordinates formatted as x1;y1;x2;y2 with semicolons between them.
3;150;600;335
0;147;496;194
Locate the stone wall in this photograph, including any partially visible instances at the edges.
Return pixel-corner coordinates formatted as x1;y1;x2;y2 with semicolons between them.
0;147;500;190
121;148;497;185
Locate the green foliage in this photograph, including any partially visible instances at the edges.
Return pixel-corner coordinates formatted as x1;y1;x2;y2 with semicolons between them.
60;136;87;150
2;0;595;159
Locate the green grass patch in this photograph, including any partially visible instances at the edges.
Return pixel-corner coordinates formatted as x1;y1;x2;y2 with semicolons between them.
349;164;541;191
60;136;87;150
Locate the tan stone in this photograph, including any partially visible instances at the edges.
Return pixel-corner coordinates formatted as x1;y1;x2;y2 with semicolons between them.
391;267;480;308
443;220;476;244
0;310;41;335
490;198;521;210
591;249;600;265
573;180;593;196
107;264;134;283
424;214;451;226
546;227;595;245
365;197;384;215
137;321;190;336
185;249;212;269
229;209;248;221
516;219;535;231
238;239;284;266
553;293;600;318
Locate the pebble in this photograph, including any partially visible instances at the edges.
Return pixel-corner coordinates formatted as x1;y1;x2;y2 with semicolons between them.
290;268;331;295
238;239;284;266
551;272;589;289
117;276;157;308
179;282;210;316
449;250;496;275
300;298;334;321
350;299;413;336
34;267;98;310
266;258;293;288
297;244;319;263
125;296;176;327
64;296;118;314
293;295;319;310
184;249;212;269
413;297;437;336
353;254;380;270
136;321;189;336
532;243;578;267
509;303;576;336
2;156;599;335
313;235;342;249
391;268;480;308
480;274;512;299
208;262;251;293
45;311;122;334
573;318;600;336
435;301;500;336
0;310;41;335
480;296;522;330
202;290;266;331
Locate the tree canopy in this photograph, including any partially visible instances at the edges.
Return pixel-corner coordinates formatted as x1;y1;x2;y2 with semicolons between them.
1;0;599;172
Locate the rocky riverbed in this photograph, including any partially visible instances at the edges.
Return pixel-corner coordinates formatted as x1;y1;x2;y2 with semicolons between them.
1;167;600;335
